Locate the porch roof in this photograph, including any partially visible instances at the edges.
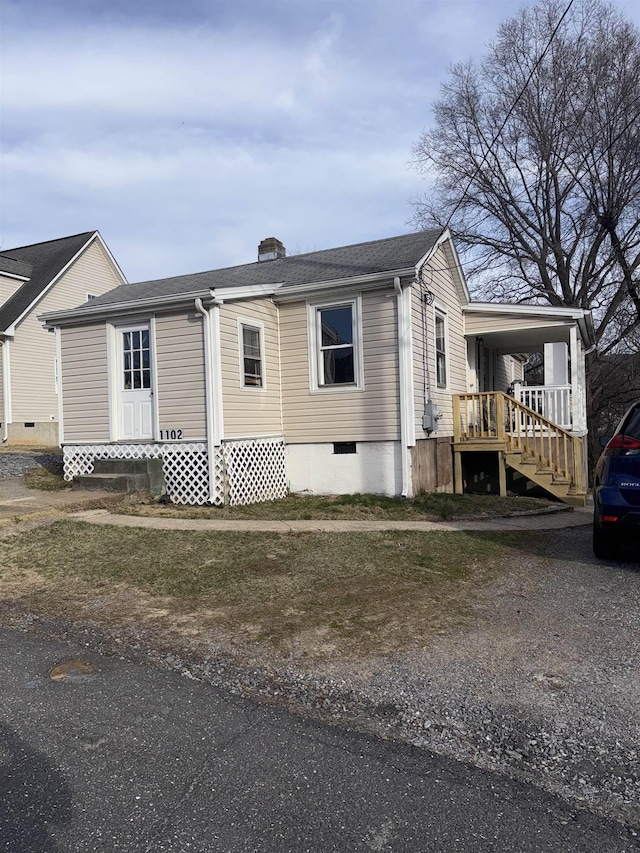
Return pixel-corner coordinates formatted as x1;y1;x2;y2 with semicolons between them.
463;302;595;352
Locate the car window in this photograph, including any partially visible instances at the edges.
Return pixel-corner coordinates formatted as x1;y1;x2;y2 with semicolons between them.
622;406;640;439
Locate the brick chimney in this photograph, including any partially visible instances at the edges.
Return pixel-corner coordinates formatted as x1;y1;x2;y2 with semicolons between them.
258;237;286;261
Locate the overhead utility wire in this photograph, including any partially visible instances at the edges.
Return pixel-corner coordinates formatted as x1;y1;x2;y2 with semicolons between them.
444;0;576;231
418;95;640;278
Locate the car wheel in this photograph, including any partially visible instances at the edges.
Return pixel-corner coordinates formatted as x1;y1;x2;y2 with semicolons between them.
593;519;618;560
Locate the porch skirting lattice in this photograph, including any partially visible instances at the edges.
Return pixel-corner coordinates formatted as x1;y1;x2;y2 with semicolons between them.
63;437;287;506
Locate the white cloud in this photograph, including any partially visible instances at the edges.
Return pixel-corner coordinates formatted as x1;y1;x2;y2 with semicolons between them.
2;0;639;281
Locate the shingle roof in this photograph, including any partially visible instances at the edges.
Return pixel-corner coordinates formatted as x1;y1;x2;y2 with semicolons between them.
0;232;97;332
0;255;32;279
82;229;444;310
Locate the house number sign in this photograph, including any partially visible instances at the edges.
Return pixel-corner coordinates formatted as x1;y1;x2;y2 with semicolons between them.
159;429;184;440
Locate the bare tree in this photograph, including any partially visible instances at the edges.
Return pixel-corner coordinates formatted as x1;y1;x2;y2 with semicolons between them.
412;0;640;358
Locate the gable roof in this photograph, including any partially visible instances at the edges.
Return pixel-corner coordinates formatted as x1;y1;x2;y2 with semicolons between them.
62;229;445;313
0;231;98;332
0;255;32;279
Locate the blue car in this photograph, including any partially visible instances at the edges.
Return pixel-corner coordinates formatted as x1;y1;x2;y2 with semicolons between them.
593;401;640;559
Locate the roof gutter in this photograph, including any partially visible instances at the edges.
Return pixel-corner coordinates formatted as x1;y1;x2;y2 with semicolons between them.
273;268;415;302
40;282;287;330
39;289;214;329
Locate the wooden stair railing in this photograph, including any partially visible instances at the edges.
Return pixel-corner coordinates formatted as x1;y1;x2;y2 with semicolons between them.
453;392;587;499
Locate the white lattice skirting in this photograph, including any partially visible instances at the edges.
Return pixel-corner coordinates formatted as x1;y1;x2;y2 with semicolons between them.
63;438;287;506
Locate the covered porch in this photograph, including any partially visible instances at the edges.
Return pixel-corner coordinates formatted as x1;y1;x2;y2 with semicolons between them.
456;303;595;505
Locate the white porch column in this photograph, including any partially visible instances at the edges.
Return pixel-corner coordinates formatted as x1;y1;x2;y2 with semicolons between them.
571;326;587;435
569;325;587;434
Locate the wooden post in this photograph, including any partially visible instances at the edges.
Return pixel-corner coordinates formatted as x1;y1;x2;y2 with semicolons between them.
453;395;461;442
572;435;586;495
497;392;506;443
454;451;463;495
498;451;507;497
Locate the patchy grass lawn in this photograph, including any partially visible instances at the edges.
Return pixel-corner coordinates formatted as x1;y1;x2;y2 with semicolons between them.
0;520;547;661
23;467;67;491
122;491;559;522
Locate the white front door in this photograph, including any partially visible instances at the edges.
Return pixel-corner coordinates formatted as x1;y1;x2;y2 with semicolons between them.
118;325;154;440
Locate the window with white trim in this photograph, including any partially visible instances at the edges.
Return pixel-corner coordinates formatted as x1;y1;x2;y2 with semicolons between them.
308;297;363;391
318;304;355;385
316;302;358;386
240;323;264;388
435;309;447;389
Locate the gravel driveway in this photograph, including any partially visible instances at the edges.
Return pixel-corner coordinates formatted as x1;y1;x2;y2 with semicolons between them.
300;526;640;829
0;452;62;479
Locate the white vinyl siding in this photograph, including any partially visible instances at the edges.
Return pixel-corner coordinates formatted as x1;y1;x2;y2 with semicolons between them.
219;298;282;438
495;354;516;394
0;274;24;305
280;289;400;442
60;323;110;442
155;311;207;440
412;245;467;437
11;239;122;426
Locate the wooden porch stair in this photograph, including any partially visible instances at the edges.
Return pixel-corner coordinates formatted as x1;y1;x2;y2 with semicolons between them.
503;449;584;506
453;392;588;507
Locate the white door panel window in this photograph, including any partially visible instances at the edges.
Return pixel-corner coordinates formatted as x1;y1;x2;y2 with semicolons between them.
118;325;154;440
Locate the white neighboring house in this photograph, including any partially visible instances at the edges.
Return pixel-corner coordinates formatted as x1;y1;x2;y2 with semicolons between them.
40;230;594;505
0;232;126;445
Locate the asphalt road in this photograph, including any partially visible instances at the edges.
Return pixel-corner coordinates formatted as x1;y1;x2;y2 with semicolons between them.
1;629;637;853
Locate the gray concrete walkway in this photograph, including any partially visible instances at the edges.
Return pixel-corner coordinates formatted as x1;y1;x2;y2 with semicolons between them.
0;477;116;527
0;469;592;533
68;505;592;532
0;466;592;533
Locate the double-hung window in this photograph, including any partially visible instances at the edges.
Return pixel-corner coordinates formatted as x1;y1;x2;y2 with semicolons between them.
240;322;264;388
435;309;447;389
309;298;362;390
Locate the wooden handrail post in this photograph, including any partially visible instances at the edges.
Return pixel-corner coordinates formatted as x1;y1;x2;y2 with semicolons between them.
496;392;506;442
572;435;586;494
453;395;461;442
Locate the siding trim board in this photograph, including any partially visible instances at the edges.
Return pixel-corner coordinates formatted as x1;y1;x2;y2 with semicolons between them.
2;340;11;441
397;278;415;497
150;316;160;440
212;304;224;446
55;328;64;444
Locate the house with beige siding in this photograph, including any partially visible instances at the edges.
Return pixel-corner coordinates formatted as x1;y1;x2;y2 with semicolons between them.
0;232;126;445
40;229;595;505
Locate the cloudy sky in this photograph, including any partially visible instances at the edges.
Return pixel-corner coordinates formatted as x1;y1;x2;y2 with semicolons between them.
2;0;639;283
